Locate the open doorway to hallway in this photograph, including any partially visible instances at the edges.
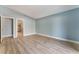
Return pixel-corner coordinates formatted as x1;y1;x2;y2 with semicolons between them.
17;19;24;39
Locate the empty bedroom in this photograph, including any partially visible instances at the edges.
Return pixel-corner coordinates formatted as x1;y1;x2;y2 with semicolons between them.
0;5;79;54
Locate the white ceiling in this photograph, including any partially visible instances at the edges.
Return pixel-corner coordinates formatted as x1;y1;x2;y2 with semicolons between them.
5;5;79;19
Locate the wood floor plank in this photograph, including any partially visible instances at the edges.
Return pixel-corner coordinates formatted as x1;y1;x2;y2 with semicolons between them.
0;35;79;54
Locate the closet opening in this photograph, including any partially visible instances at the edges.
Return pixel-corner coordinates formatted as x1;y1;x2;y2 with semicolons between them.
1;17;14;42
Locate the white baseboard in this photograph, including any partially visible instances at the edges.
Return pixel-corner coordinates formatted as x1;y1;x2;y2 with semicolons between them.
36;33;79;44
24;33;36;36
2;33;79;44
2;33;36;38
2;34;12;38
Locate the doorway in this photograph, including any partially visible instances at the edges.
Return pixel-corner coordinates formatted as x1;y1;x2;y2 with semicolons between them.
0;16;15;43
2;18;14;37
17;20;24;39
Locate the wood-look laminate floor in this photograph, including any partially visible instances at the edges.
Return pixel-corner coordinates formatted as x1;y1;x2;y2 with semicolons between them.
0;35;79;54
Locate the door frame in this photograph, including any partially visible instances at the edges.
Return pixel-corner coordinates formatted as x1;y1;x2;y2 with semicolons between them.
16;18;24;38
0;16;24;42
0;16;1;43
1;16;15;42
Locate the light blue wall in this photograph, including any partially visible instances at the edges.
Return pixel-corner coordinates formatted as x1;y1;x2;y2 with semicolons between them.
0;6;35;37
1;5;79;41
36;8;79;41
